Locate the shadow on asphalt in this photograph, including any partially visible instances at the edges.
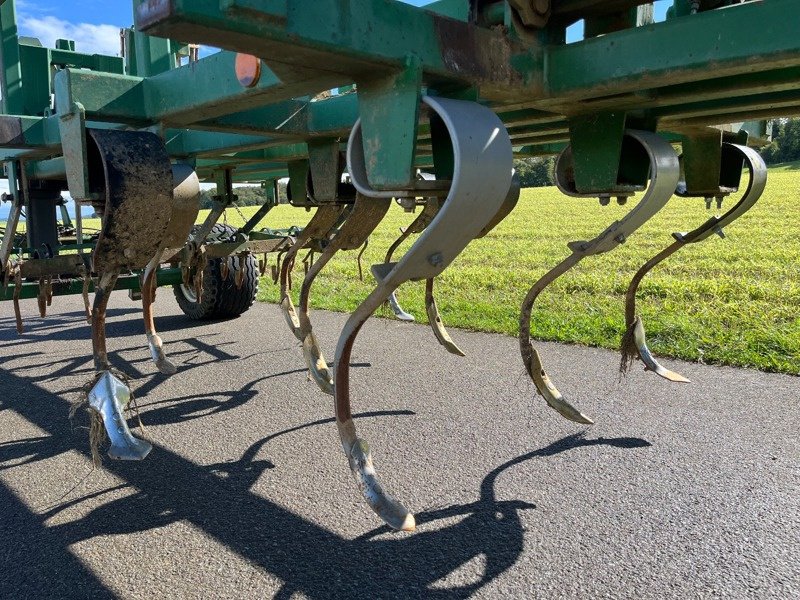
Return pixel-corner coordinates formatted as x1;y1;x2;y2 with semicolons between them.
0;304;653;597
0;356;651;598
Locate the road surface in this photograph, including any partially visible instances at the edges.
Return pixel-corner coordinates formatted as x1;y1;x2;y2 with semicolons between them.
1;294;798;598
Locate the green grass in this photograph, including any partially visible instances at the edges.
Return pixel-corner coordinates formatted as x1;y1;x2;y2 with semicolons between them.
5;170;799;374
250;170;800;375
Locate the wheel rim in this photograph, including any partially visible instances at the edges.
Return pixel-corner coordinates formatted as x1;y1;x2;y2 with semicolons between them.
179;283;198;303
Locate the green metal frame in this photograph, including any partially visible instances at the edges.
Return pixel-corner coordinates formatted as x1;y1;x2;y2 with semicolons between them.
0;0;797;299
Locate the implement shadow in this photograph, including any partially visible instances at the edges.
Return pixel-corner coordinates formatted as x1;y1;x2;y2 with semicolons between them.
1;368;650;598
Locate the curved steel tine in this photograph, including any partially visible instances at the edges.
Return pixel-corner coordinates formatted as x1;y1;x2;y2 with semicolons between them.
83;129;173;462
142;253;177;375
89;271;153;461
425;277;465;356
280;204;347;340
620;242;690;383
520;130;680;424
621;142;766;382
298;195;391;394
342;96;513;529
140;165;201;376
387;291;415;322
418;180;519;355
381;198;443;322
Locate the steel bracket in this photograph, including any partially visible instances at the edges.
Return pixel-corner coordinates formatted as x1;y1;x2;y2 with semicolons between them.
355;59;422;190
567;111;633;194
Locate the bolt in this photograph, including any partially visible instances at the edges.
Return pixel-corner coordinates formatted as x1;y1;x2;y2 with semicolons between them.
615;233;626;244
428;252;444;267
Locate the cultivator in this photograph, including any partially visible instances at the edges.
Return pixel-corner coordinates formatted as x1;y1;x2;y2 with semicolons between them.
0;0;795;529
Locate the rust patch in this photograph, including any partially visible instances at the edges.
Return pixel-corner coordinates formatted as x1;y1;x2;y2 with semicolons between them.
432;15;523;87
135;0;174;30
0;117;25;146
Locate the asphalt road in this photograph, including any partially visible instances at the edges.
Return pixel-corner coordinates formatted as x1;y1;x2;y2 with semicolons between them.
1;293;798;599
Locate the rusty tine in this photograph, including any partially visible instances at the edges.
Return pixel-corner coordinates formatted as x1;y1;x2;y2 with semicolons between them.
13;265;23;334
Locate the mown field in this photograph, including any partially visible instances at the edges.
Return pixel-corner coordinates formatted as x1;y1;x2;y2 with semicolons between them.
198;166;799;375
6;166;799;374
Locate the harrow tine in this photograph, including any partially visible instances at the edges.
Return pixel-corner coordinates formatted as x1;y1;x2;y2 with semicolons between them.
12;264;22;334
140;164;200;377
298;194;391;394
339;96;513;529
378;200;440;322
88;271;152;460
621;142;766;381
280;204;347;340
37;278;47;317
520;130;679;425
142;254;177;376
80;266;92;323
425;277;465;356
81;129;173;462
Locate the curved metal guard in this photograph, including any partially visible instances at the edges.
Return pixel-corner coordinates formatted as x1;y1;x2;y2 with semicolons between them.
519;130;680;425
341;96;513;529
621;143;767;381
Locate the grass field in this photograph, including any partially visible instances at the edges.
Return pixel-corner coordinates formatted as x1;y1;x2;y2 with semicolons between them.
191;168;800;375
6;167;800;374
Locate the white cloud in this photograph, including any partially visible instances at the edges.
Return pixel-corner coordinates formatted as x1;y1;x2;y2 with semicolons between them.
18;14;121;57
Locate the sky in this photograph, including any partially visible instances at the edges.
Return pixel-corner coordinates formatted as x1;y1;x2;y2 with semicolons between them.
1;0;672;217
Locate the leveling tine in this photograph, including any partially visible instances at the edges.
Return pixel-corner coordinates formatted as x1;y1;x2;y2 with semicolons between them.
376;196;467;356
379;198;442;322
298;194;391;394
621;143;767;382
141;165;200;376
519;130;680;425
340;96;513;530
280;204;347;340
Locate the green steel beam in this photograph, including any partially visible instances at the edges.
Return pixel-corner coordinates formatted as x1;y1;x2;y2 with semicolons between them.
0;268;184;302
145;51;344;125
134;0;531;100
164;130;275;157
0;0;23;114
0;115;60;150
545;0;800;105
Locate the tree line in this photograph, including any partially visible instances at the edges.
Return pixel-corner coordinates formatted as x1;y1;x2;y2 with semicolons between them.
760;118;800;165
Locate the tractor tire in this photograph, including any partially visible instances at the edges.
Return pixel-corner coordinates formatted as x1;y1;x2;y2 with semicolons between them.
174;224;259;320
